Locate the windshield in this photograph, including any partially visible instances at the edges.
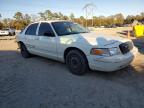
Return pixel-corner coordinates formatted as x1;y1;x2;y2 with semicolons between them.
52;21;89;36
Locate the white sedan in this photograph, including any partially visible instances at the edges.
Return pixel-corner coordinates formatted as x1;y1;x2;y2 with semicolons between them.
0;28;15;36
16;21;138;75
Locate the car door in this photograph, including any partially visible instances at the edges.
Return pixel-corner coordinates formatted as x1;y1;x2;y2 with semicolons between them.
36;22;57;60
24;23;39;53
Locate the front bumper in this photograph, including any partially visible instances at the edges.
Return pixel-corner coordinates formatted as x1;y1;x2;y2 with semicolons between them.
87;47;138;72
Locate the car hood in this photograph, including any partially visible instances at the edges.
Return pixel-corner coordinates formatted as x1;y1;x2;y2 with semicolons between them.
60;32;130;47
79;32;130;46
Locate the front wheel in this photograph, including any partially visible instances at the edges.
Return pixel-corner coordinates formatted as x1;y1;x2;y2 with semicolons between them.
66;50;88;75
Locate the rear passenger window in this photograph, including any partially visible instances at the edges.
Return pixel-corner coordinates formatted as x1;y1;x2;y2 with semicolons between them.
38;23;55;36
25;23;38;35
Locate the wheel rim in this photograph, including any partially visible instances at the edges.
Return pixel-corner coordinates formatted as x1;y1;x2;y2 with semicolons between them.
69;55;81;70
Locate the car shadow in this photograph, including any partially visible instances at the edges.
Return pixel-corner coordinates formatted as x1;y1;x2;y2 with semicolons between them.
85;65;144;89
132;37;144;54
0;50;144;83
24;51;144;82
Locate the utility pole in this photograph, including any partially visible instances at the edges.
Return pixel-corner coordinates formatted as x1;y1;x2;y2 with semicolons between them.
92;8;94;27
83;3;96;28
85;7;88;28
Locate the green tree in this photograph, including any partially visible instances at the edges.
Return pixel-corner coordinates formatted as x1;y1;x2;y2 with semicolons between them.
45;10;53;20
39;10;54;20
53;12;60;19
125;15;135;24
63;16;69;20
58;12;64;20
80;16;85;20
69;13;75;21
3;18;11;28
38;12;46;20
0;22;3;29
114;13;124;25
105;16;114;26
80;16;85;26
14;12;23;20
141;12;144;17
134;15;142;21
13;12;29;30
31;14;40;22
141;13;144;21
23;14;31;25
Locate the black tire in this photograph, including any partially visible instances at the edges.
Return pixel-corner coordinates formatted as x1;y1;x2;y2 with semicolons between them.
9;32;12;36
66;50;88;75
20;43;31;58
13;32;15;36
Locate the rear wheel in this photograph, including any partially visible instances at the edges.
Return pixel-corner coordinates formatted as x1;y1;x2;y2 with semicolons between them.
20;43;31;58
66;50;88;75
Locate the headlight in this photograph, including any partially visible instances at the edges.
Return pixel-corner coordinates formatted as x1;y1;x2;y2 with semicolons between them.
91;47;120;56
109;47;120;56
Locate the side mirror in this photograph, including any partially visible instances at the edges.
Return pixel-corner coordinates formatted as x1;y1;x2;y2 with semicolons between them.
44;31;55;37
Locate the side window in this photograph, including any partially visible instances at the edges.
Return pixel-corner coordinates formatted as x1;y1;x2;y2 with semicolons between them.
25;23;38;35
38;23;55;37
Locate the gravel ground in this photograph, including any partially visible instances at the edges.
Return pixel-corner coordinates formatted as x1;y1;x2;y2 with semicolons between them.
0;30;144;108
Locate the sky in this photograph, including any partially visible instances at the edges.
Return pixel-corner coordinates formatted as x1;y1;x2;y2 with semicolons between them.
0;0;144;19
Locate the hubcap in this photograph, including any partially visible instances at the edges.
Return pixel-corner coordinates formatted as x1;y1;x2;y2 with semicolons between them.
70;56;80;69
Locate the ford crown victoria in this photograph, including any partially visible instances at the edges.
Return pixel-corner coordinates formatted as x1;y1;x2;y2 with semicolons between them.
16;21;138;75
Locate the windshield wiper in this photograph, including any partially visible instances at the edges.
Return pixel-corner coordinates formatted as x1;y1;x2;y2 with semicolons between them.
60;32;78;36
66;32;79;35
60;32;88;36
79;31;89;33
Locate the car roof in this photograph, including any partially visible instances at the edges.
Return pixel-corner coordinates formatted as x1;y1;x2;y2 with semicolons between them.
31;20;71;24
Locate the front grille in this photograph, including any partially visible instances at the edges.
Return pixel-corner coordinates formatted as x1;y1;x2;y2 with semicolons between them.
119;42;133;54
